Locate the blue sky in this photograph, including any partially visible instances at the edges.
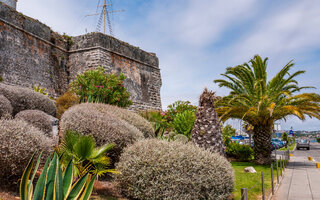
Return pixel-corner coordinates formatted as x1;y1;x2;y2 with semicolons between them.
17;0;320;131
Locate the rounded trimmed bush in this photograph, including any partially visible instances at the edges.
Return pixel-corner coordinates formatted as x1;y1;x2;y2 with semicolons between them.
0;95;13;118
15;110;53;137
115;139;234;200
60;103;144;162
0;83;57;116
90;104;154;138
0;119;54;185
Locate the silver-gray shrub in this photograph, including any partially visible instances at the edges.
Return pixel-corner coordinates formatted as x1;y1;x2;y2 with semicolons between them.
90;104;154;138
0;95;13;118
0;119;54;184
15;110;53;137
115;139;234;200
0;83;56;116
60;103;144;163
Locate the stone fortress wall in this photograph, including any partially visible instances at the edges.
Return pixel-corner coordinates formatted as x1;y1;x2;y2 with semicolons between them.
0;2;162;110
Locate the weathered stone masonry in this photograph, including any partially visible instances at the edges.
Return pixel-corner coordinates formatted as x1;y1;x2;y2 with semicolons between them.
0;2;162;110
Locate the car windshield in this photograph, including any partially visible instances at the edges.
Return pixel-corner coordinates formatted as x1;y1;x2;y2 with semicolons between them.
299;139;308;143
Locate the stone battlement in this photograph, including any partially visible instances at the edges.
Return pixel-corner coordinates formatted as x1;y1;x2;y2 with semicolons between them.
0;2;162;110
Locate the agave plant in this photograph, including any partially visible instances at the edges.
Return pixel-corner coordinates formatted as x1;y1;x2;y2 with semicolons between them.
20;152;96;200
56;130;118;178
34;85;48;96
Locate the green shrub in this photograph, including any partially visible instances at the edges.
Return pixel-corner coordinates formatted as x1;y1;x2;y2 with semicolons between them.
173;110;196;139
0;119;54;185
115;139;234;200
15;110;53;137
0;95;13;118
139;110;169;138
70;67;132;107
165;100;197;123
60;103;144;163
0;75;3;82
0;83;57;116
226;143;254;161
317;138;320;143
20;152;95;200
55;92;79;119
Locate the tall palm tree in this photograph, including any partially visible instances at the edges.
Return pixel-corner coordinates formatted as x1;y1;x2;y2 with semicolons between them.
214;55;320;164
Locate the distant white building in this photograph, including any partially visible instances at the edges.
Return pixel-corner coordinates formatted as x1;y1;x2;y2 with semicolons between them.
0;0;17;9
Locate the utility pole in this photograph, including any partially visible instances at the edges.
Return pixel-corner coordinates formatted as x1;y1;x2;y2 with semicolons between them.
86;0;124;36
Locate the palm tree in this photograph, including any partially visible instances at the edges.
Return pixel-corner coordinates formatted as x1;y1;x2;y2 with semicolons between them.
214;55;320;164
57;130;118;178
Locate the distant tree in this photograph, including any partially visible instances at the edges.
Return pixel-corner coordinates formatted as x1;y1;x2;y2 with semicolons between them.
222;124;235;146
282;132;289;148
214;55;320;164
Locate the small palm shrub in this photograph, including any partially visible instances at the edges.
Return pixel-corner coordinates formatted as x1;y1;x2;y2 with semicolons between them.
115;139;234;200
70;67;132;107
226;143;254;161
0;83;56;116
55;91;79;119
0;95;13;118
20;152;95;200
15;110;53;137
0;119;54;185
60;103;144;163
56;130;118;178
173;110;196;139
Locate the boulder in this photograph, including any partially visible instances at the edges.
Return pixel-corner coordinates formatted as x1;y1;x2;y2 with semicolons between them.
244;166;257;173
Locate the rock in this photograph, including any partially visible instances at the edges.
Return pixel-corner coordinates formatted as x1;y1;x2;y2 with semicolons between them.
244;167;257;173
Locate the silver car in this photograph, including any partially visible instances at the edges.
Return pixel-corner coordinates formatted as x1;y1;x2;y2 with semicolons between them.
296;139;310;150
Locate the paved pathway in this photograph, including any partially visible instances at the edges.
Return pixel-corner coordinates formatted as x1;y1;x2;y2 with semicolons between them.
272;143;320;200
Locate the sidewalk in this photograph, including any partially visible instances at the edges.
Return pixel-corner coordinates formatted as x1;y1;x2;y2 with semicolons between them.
272;154;320;200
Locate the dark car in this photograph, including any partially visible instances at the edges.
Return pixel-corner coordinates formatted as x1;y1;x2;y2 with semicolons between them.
296;139;310;150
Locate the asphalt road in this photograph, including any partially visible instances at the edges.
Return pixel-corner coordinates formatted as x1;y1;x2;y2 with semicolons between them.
272;143;320;200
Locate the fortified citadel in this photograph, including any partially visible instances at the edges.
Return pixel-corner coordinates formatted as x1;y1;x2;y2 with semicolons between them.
0;0;162;110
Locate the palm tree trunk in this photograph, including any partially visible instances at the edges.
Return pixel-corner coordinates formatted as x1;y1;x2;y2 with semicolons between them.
253;125;273;165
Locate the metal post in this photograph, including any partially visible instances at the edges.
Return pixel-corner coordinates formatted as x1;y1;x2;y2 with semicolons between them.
275;150;277;160
287;149;290;161
276;159;279;183
283;156;286;170
280;156;283;177
262;171;265;200
241;188;248;200
271;163;274;195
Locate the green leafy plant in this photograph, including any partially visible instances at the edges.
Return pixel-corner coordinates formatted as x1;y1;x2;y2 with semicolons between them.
165;100;197;123
20;152;96;200
70;67;132;107
34;85;48;96
0;75;3;82
226;143;254;161
317;138;320;143
139;110;168;138
173;110;196;139
222;124;236;146
56;130;118;178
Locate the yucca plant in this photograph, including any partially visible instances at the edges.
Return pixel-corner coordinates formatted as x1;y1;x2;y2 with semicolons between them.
173;110;196;139
20;152;96;200
56;130;118;178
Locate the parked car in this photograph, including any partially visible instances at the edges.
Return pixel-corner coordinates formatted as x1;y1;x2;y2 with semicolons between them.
296;139;310;150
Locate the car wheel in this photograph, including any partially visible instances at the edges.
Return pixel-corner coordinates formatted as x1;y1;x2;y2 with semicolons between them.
307;147;310;150
297;147;300;150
